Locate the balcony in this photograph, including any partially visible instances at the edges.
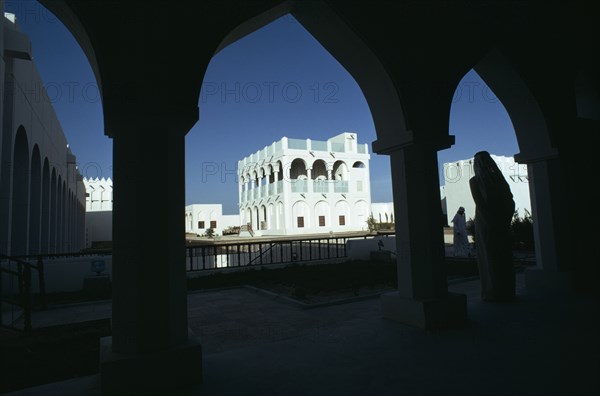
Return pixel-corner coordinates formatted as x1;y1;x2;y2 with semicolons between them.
291;179;308;193
313;180;329;193
333;180;348;193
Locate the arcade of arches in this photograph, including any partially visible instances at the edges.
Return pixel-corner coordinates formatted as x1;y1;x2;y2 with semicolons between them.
33;1;599;393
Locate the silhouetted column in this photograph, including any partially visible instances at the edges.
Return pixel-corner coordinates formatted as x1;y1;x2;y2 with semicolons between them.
380;143;467;329
100;116;202;394
516;154;571;290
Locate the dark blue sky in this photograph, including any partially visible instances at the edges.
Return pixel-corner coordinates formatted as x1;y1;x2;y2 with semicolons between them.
7;2;518;214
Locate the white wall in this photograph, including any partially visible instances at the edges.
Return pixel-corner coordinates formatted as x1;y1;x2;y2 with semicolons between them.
0;13;86;255
1;255;113;294
371;202;394;223
85;211;112;247
84;177;113;211
185;204;239;235
347;236;396;260
443;155;531;224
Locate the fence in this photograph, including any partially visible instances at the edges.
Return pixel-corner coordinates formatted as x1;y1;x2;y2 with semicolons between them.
186;236;369;271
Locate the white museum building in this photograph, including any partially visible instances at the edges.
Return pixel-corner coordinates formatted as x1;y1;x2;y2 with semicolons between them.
185;204;240;236
442;154;532;224
83;177;113;247
238;132;371;236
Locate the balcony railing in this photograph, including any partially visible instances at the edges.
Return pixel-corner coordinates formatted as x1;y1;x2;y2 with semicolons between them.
331;142;345;153
358;144;367;154
288;138;307;150
311;140;328;151
291;179;308;193
334;180;349;193
313;180;329;193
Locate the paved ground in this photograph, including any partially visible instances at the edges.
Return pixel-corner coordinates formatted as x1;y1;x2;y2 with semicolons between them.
4;273;599;396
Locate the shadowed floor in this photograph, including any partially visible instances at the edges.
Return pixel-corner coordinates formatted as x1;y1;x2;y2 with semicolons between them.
4;273;598;396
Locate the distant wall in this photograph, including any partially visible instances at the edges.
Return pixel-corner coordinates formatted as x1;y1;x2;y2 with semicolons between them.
443;155;531;225
85;211;112;247
1;255;113;294
346;236;396;261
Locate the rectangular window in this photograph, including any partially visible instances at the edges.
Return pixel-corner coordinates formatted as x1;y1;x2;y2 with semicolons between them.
339;215;346;226
210;220;217;229
319;216;325;227
297;217;304;228
198;221;205;229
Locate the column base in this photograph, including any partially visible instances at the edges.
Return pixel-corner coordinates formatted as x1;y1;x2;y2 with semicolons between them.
381;292;468;329
100;336;202;395
524;268;572;292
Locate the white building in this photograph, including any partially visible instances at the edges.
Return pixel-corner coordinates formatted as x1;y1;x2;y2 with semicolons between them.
83;177;113;247
185;204;240;236
443;154;531;224
238;133;371;235
371;202;394;224
84;177;113;211
0;12;86;255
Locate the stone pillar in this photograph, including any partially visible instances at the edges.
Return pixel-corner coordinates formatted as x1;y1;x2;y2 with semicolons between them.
100;115;202;394
515;154;572;291
273;170;279;194
380;143;467;329
307;168;312;193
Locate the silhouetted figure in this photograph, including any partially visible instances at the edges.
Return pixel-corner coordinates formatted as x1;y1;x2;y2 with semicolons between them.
452;207;469;257
469;151;515;301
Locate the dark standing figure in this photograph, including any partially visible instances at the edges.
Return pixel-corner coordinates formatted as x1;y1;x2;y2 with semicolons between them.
469;151;516;301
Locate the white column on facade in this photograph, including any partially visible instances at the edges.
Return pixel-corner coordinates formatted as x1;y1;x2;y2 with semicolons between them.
307;168;312;193
273;170;279;194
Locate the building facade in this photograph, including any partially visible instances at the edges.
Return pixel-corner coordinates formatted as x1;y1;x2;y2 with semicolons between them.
185;204;240;236
238;133;371;235
443;154;531;225
0;12;86;255
83;177;113;247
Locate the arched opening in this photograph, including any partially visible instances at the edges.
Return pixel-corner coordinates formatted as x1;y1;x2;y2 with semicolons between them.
290;158;307;179
290;158;308;194
332;160;348;180
314;201;330;228
292;201;310;229
41;159;50;253
441;68;526;224
311;159;327;179
352;161;365;168
61;182;67;252
335;200;350;227
260;205;267;230
50;168;57;253
267;203;274;230
28;145;42;255
10;127;30;255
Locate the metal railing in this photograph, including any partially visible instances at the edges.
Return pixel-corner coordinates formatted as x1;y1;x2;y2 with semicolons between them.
186;236;364;271
0;254;48;332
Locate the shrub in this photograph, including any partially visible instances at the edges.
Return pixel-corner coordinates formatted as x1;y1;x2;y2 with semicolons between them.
511;209;534;250
222;226;240;236
466;218;475;239
205;228;215;238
